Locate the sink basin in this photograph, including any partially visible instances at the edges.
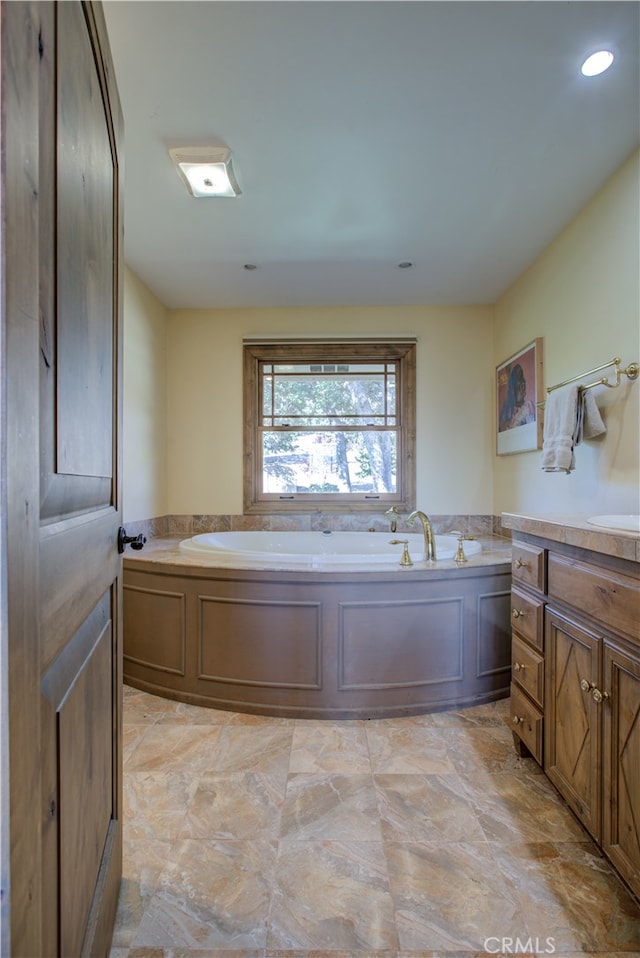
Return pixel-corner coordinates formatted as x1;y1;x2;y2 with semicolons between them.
587;515;640;532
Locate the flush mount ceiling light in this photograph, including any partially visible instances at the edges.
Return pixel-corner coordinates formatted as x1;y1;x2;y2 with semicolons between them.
580;50;615;77
169;146;241;197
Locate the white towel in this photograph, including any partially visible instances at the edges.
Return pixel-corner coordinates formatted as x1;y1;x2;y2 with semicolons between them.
541;385;579;473
575;389;606;443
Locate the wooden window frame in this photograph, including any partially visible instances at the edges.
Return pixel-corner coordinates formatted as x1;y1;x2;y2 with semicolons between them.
243;340;416;514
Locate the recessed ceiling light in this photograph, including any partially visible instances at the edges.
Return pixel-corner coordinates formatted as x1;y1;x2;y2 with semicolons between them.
397;261;413;269
169;146;241;197
580;50;615;77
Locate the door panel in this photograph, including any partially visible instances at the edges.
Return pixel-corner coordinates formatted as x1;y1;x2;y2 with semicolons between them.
41;594;115;957
40;0;114;523
545;609;601;841
56;1;114;480
602;641;640;897
40;508;120;670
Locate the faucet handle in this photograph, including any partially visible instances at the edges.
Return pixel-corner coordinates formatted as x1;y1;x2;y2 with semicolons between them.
449;531;468;564
384;505;402;533
389;539;413;567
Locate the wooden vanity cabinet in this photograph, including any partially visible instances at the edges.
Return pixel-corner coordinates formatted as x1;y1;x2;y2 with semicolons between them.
510;541;546;764
508;529;640;899
542;544;640;898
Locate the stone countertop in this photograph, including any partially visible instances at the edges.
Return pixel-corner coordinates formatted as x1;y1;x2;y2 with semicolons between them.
501;512;640;563
123;534;513;576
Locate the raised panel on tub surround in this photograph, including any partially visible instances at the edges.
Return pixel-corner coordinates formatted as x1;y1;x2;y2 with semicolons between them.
476;589;512;678
123;584;186;676
338;596;464;690
198;595;322;689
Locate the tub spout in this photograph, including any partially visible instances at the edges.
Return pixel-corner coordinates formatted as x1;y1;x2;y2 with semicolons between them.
384;506;401;533
407;510;437;561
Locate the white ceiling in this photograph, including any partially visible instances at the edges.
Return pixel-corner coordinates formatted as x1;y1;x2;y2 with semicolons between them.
102;1;640;310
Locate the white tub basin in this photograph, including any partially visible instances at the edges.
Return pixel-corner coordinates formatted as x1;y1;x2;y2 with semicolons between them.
587;515;640;532
179;530;482;567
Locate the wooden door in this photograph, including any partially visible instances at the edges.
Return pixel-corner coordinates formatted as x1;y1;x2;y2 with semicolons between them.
602;640;640;899
545;609;602;841
2;2;124;955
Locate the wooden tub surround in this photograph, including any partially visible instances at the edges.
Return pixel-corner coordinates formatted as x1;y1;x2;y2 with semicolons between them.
123;536;513;719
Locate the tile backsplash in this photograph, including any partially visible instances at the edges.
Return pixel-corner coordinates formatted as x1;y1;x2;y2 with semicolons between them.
125;514;510;540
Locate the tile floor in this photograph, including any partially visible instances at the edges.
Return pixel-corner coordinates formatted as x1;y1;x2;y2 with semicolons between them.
110;686;640;958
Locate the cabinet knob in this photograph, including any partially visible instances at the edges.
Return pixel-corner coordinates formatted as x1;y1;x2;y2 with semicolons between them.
591;687;609;704
513;662;526;672
512;715;524;726
512;608;527;619
514;558;527;569
580;678;592;693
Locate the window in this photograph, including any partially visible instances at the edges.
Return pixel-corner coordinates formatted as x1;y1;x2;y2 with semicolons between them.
243;340;416;513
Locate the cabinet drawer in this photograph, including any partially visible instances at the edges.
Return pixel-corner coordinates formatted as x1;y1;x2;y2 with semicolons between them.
512;634;544;708
510;683;543;765
512;541;546;593
511;587;545;651
548;553;640;642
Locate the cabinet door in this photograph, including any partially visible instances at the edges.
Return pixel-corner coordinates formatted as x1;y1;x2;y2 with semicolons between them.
602;641;640;899
545;609;601;841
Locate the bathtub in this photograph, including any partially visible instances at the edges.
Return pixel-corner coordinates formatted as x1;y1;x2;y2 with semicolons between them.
123;532;511;719
179;530;482;568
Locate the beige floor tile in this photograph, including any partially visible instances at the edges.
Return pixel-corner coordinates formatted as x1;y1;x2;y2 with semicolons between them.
153;702;236;726
123;723;149;764
375;773;486;843
133;839;277;950
125;725;224;775
111;839;173;948
489;841;640;952
267;840;398;951
182;772;285;840
429;701;509;728
280;773;382;842
122;689;171;725
461;770;590;843
366;725;456;774
442;725;539;776
210;725;294;776
384;840;523;951
227;711;296;727
113;690;639;958
124;771;200;841
289;723;371;773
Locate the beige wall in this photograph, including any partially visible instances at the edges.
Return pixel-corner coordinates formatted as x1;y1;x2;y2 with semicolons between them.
166;306;494;515
122;267;168;522
493;149;640;516
123;153;639;523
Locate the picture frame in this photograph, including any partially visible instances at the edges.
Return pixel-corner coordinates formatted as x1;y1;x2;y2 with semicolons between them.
496;338;543;455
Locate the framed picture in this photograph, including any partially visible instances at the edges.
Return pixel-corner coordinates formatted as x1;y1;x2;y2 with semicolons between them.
496;338;543;455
